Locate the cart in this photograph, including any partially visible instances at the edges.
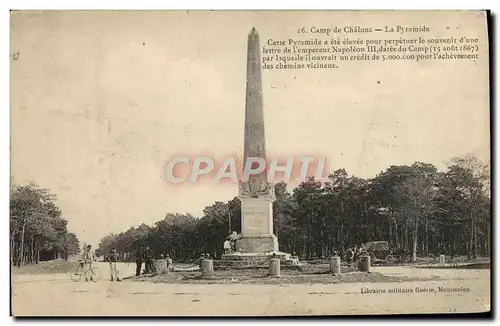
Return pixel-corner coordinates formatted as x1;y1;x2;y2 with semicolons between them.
390;248;412;264
363;241;396;264
363;241;412;264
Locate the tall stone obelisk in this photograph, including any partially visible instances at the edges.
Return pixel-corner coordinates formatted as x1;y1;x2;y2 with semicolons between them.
243;27;266;172
236;28;279;253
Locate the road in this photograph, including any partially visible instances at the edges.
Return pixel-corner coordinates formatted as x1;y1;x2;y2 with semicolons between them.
11;263;490;316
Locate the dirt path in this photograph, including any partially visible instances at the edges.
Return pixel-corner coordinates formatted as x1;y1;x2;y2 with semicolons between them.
11;264;490;316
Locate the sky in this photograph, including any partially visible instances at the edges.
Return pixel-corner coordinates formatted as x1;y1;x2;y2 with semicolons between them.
10;11;490;246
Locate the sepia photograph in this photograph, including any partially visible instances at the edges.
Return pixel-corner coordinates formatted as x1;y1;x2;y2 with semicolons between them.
10;10;491;316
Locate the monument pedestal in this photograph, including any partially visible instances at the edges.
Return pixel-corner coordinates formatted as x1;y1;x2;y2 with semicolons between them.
236;195;278;253
217;191;298;268
235;234;278;253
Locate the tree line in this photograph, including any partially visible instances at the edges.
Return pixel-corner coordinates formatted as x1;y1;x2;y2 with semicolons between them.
97;155;490;262
10;183;80;266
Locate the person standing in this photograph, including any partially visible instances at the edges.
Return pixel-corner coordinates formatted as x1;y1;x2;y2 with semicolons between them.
81;245;93;282
144;246;156;274
107;248;121;282
229;231;240;252
346;247;355;266
352;245;359;262
165;253;172;271
223;237;231;254
135;247;143;277
199;253;205;269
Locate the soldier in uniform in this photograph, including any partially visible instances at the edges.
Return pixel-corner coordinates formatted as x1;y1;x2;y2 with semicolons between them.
107;248;121;281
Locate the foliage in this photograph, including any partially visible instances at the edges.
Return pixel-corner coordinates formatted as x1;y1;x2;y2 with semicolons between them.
10;183;80;266
94;155;491;261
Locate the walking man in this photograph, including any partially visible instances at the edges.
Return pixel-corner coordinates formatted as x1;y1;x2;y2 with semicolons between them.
107;248;121;282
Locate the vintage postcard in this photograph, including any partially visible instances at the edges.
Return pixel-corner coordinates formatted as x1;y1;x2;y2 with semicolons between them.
10;10;491;316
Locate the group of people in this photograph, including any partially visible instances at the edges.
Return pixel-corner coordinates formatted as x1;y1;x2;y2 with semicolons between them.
108;246;160;280
78;244;121;282
134;246;157;276
78;245;163;282
344;244;369;265
223;231;241;254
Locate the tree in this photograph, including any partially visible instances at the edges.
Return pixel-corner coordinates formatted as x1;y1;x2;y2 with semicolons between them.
273;181;296;253
95;155;491;262
291;177;323;258
396;174;437;261
444;156;490;259
10;183;79;266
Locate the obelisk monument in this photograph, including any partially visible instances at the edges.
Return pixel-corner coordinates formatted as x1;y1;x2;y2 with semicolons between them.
236;27;279;253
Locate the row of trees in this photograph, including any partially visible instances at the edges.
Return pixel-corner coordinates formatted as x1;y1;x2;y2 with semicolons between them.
97;155;491;262
10;183;80;266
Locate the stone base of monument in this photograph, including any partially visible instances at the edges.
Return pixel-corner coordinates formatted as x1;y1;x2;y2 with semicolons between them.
235;234;279;253
215;251;299;269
